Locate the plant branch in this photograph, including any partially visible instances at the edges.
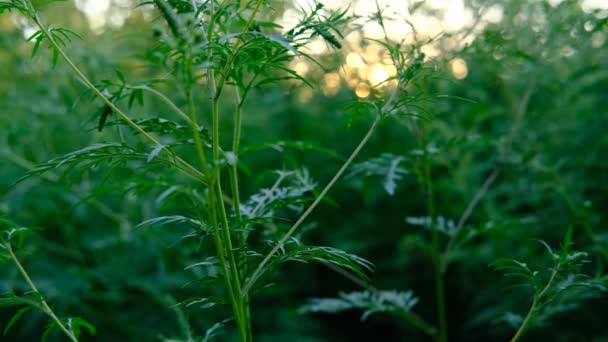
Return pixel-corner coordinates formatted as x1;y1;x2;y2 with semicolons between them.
2;148;129;228
441;77;537;273
26;7;207;185
422;126;447;342
128;85;194;126
7;244;78;342
510;295;537;342
241;115;381;296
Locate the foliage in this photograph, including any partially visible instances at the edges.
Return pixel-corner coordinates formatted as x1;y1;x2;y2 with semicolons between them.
1;0;607;341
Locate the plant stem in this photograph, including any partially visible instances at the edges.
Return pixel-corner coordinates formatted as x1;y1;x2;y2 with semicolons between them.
2;148;129;227
423;142;448;342
511;242;561;342
185;51;247;338
128;85;194;126
27;8;207;185
441;78;536;273
209;78;249;341
7;244;78;342
231;89;244;246
241;115;381;296
510;296;537;342
213;0;264;99
203;2;263;338
230;87;253;338
441;168;500;272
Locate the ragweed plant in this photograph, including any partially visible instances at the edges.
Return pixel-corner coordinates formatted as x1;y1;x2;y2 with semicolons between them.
493;226;605;341
1;222;95;341
2;0;607;341
0;0;398;340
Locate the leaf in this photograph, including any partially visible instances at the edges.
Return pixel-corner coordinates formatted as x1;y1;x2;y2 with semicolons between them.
202;318;231;342
184;261;216;270
41;320;57;342
348;153;408;195
68;317;96;339
51;47;59;68
115;69;126;84
267;238;374;283
405;216;457;237
137;215;203;229
97;104;113;132
265;34;299;56
3;306;31;335
147;144;165;163
128;88;144;109
300;290;419;321
240;169;316;219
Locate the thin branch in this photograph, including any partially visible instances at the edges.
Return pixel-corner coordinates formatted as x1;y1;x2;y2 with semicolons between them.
241;115;381;296
7;244;78;342
26;8;207;185
441;78;537;273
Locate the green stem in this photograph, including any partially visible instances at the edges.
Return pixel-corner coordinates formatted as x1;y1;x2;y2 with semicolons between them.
27;10;207;185
422;128;447;342
185;57;246;339
213;0;264;99
510;296;537;342
204;2;250;339
230;88;253;338
128;85;193;126
241;115;381;296
511;229;563;342
7;244;78;342
209;81;249;340
231;90;244;245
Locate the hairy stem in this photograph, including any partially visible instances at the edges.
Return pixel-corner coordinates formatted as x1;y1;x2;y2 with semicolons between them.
7;244;78;342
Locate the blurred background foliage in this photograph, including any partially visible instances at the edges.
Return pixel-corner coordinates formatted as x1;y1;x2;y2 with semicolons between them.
1;0;608;341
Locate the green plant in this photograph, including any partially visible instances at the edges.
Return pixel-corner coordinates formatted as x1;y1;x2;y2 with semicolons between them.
1;0;398;340
1;223;95;341
493;226;605;341
1;0;607;341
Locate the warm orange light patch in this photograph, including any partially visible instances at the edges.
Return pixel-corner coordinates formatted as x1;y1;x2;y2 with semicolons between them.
450;58;468;79
355;83;370;98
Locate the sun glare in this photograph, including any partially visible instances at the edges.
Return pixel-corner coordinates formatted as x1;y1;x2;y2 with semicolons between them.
450;58;468;80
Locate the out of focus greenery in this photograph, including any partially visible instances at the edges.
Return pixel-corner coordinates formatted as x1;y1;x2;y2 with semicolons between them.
1;0;607;341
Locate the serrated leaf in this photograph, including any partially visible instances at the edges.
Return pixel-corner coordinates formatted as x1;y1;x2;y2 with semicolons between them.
241;169;316;219
349;153;408;195
300;290;419;321
266;238;374;283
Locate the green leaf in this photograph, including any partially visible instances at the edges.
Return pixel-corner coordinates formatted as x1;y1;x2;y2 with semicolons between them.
202;318;230;342
300;290;419;321
267;238;374;283
348;153;408;195
3;306;31;335
68;317;96;339
137;215;203;229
